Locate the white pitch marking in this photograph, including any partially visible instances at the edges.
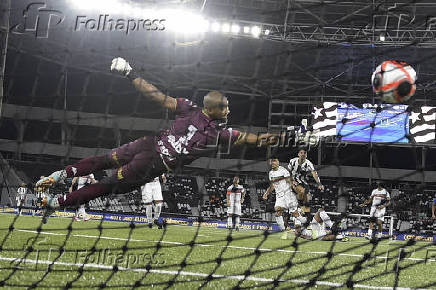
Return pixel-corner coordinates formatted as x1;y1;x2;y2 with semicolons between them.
0;256;416;290
14;229;434;262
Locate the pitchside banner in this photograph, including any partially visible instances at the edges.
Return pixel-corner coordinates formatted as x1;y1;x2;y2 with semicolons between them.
2;207;434;242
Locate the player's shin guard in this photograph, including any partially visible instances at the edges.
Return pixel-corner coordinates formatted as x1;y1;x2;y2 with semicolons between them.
146;205;153;224
276;216;285;231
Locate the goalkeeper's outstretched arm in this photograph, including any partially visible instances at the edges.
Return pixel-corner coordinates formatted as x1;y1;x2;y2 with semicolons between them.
132;78;177;111
234;132;278;147
111;57;177;111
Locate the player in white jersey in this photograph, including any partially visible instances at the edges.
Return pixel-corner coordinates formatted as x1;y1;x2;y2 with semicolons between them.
141;174;166;229
226;176;246;231
16;183;27;215
360;181;390;240
263;157;299;239
288;148;324;212
70;174;97;221
292;207;347;241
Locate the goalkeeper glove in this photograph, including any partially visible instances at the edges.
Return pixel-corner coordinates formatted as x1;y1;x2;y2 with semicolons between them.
110;57;139;80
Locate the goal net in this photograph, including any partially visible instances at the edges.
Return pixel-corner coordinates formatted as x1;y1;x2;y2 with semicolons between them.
0;0;435;289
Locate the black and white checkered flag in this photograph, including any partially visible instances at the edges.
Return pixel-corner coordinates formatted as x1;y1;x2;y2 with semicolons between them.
312;102;338;136
409;106;436;143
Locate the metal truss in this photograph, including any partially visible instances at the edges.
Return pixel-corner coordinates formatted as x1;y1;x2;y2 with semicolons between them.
229;20;436;47
208;0;436;47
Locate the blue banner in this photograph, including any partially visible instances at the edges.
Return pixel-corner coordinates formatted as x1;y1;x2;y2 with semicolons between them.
2;207;434;242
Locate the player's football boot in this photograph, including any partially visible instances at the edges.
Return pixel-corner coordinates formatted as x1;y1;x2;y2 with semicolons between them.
73;217;80;222
36;170;67;189
41;196;60;224
154;219;163;229
235;226;240;232
281;231;289;240
83;217;90;222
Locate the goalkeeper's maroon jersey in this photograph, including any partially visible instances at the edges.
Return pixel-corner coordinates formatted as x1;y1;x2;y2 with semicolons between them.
155;98;240;167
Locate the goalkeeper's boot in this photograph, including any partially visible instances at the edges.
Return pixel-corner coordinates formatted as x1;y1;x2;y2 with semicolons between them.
36;170;67;188
41;196;60;224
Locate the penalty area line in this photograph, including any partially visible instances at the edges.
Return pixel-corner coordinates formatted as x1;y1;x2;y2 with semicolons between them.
0;256;413;290
15;229;435;263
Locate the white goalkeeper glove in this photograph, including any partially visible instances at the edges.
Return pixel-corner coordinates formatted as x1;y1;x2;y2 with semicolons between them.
111;57;133;77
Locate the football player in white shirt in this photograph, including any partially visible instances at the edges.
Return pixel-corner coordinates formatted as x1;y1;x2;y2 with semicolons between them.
292;207;346;241
359;181;391;240
288;148;324;212
34;176;49;217
263;157;299;238
141;174;166;229
226;176;246;231
16;183;27;215
70;174;97;221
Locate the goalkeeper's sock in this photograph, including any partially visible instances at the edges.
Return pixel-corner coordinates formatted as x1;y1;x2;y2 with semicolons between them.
276;216;286;231
368;229;373;237
377;232;383;239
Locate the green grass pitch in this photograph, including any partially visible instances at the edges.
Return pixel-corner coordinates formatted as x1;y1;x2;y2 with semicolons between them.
0;214;435;289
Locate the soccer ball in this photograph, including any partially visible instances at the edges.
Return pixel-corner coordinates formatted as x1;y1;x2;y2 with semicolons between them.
371;60;416;104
